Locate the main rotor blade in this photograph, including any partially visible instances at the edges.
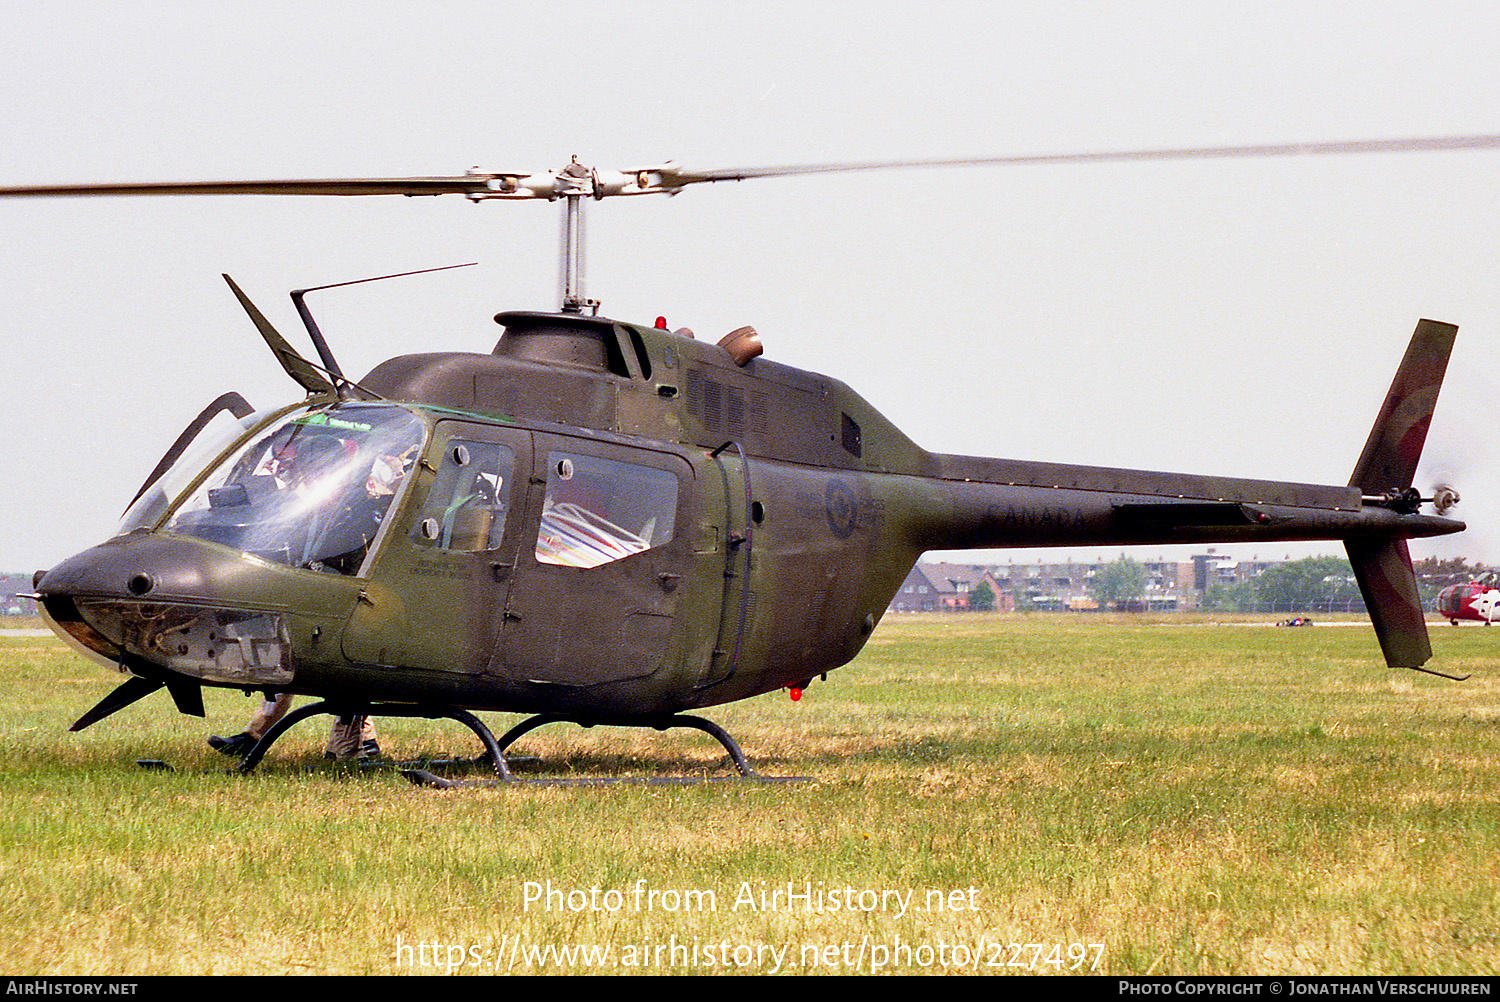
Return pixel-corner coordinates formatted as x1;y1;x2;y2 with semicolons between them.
655;133;1500;187
5;133;1497;204
0;177;501;198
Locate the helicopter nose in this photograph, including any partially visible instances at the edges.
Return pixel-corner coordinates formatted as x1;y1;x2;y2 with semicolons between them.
35;534;302;688
37;535;208;660
37;534;222;603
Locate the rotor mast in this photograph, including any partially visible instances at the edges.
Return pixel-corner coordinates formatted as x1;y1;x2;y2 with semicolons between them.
555;158;597;314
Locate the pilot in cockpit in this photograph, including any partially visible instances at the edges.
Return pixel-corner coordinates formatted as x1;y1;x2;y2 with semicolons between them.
207;440;414;761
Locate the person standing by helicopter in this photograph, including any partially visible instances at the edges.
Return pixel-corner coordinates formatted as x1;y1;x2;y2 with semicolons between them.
208;693;377;760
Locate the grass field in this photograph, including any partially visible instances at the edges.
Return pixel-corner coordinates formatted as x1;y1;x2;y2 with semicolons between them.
1;612;1497;975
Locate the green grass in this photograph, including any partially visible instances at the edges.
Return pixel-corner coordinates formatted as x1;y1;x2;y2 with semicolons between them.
1;613;1497;975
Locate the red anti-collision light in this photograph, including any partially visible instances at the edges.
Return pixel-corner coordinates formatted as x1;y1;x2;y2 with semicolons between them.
654;316;668;330
789;687;802;702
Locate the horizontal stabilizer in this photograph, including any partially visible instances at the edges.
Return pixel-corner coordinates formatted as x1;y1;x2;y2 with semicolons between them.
1345;537;1430;668
1112;502;1263;529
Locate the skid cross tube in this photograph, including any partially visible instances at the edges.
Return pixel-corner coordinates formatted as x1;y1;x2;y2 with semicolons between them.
498;713;759;775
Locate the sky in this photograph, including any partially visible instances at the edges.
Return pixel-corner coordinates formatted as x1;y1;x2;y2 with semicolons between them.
3;1;1499;573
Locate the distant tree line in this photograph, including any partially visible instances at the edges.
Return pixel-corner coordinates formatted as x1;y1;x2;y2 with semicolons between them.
1089;555;1147;609
1202;556;1361;613
1200;555;1492;614
968;581;997;612
944;555;1490;615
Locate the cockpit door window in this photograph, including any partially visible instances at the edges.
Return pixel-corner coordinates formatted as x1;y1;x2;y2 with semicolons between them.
411;440;517;552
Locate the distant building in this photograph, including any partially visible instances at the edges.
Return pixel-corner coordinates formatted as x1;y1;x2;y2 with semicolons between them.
890;563;1014;612
0;575;38;616
991;559;1098;611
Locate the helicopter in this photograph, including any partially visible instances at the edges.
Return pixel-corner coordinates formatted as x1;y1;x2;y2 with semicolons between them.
5;135;1489;783
1436;576;1500;626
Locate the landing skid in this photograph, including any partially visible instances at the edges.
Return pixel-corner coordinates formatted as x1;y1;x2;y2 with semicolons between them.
405;713;808;787
231;703;806;785
235;700;510;778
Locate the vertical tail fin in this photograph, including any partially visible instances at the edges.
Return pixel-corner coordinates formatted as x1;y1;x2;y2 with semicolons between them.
1348;319;1457;494
1345;537;1430;667
1346;320;1458;670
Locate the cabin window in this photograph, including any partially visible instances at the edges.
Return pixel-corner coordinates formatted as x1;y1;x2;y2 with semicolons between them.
534;451;677;568
412;440;516;552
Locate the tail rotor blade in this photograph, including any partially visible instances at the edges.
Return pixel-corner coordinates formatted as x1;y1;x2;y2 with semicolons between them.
1431;483;1461;516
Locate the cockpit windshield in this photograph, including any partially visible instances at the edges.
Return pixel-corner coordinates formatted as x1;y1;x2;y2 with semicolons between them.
165;404;426;575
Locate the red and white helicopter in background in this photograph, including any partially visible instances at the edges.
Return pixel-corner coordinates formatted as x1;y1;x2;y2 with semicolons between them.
1436;575;1500;626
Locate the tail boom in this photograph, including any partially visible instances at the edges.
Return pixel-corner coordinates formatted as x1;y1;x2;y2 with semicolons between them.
908;471;1461;552
906;319;1464;671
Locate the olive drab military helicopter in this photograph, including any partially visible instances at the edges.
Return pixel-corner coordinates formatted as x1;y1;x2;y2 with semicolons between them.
6;134;1494;784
